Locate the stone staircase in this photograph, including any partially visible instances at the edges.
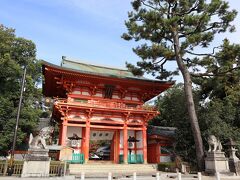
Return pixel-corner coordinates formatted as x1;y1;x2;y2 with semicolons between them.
69;163;157;177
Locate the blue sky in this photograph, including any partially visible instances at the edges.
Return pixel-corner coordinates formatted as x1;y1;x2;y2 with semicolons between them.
0;0;239;71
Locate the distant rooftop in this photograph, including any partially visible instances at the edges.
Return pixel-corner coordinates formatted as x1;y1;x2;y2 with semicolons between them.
147;125;176;138
61;56;137;78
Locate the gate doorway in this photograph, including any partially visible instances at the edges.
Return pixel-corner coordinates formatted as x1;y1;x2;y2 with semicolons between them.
89;130;115;161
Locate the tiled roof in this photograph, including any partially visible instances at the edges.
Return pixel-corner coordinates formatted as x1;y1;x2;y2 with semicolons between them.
147;125;176;138
61;56;137;79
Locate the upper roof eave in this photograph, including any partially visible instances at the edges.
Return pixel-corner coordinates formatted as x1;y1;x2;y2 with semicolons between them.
41;60;175;85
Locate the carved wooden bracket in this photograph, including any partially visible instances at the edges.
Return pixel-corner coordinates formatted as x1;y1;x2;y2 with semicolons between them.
123;112;131;123
85;108;93;119
89;85;97;95
119;88;128;99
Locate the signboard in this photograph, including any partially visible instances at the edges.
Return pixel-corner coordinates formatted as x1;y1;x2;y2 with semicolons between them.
59;147;73;161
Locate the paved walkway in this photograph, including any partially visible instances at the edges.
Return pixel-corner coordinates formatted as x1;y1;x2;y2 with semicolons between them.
1;174;240;180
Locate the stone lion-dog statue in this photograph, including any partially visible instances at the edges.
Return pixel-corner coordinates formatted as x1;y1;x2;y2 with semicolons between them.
29;126;54;149
207;135;222;152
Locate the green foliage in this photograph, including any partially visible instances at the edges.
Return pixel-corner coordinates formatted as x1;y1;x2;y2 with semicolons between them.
193;39;240;102
123;0;238;169
150;84;200;163
0;24;42;156
199;99;240;142
152;84;240;164
122;0;237;80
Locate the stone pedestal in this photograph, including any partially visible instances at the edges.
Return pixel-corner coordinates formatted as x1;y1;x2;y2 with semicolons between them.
21;149;50;177
205;151;229;174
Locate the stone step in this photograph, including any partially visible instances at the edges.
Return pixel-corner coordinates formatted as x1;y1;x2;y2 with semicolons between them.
70;168;155;170
71;170;156;173
69;165;156;167
69;165;156;168
69;164;156;167
70;168;155;171
69;166;156;170
73;171;157;178
69;164;157;176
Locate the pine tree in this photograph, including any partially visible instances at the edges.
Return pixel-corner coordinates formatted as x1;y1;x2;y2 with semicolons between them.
122;0;237;170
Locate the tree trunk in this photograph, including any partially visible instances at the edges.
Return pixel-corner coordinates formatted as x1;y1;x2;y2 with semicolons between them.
172;30;204;171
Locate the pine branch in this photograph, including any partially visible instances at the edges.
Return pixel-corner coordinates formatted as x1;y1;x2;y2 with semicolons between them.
191;66;240;77
167;2;171;19
153;57;166;65
185;46;220;57
160;58;167;72
179;19;223;38
141;0;159;11
176;0;200;16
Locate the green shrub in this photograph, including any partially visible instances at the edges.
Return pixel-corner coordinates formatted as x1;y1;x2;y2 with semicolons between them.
157;162;175;172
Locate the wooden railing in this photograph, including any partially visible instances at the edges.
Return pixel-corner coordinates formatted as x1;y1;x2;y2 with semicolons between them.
0;161;7;175
0;160;23;176
49;161;65;176
56;98;156;111
0;160;66;176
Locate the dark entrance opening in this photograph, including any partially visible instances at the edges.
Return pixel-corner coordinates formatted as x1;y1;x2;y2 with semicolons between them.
89;130;114;161
89;140;111;160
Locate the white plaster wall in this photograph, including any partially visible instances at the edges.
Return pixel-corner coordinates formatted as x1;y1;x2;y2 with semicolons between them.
128;130;135;148
66;127;82;147
94;92;102;97
136;131;143;148
137;150;143;155
72;90;81;94
67;127;82;137
128;130;134;137
120;150;123;155
112;94;120;99
123;96;131;100
120;130;143;155
82;91;89;95
132;97;139;101
120;130;123;151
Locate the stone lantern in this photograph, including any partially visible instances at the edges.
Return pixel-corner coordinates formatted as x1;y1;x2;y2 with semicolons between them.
68;133;82;148
225;138;239;174
225;138;239;162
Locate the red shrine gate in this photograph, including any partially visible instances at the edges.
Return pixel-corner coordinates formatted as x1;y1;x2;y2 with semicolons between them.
42;57;173;164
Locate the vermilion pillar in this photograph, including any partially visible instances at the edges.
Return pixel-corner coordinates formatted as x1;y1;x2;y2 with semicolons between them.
84;119;90;163
142;125;147;164
114;130;120;163
81;128;85;154
123;123;128;164
60;124;67;146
